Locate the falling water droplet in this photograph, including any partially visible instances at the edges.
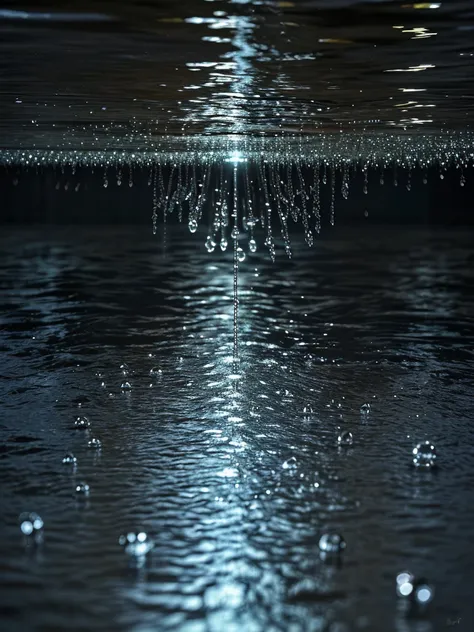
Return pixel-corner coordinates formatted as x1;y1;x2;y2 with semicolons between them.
231;226;239;239
220;238;228;252
74;416;91;429
337;430;353;446
249;238;257;253
62;453;77;465
205;236;216;253
88;438;102;450
119;531;154;557
412;441;436;468
318;532;346;553
75;482;90;496
188;218;198;233
19;512;44;537
237;247;246;262
120;363;129;376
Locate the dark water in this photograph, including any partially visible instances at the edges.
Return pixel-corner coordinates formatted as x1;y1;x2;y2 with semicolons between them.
1;0;474;150
1;225;473;631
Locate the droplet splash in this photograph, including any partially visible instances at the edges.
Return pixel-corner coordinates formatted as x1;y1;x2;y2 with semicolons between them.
75;482;90;496
62;453;77;465
74;416;91;429
88;438;102;450
412;441;437;469
318;532;346;554
121;382;132;391
282;456;298;470
360;403;371;415
337;430;353;446
119;532;154;558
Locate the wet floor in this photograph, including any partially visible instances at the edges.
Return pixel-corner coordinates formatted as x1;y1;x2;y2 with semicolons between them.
0;225;473;631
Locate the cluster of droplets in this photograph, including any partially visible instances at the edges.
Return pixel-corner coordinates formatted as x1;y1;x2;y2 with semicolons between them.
4;145;473;259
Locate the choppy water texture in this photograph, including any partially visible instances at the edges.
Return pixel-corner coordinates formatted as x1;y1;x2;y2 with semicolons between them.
1;0;474;150
0;226;473;631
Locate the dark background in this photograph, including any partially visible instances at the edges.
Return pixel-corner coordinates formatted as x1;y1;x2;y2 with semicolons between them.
1;165;473;227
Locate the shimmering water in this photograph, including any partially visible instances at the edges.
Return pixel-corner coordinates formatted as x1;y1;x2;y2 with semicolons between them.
1;225;473;631
1;0;474;150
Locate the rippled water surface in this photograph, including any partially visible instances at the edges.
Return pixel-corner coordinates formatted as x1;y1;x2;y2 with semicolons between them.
0;225;473;631
1;0;474;149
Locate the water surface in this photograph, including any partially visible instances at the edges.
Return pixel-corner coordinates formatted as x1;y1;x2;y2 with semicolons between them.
0;225;473;631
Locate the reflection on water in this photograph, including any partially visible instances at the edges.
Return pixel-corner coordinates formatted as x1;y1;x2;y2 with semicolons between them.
0;0;474;150
0;226;473;631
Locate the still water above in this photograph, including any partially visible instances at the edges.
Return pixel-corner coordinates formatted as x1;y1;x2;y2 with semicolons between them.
0;226;473;631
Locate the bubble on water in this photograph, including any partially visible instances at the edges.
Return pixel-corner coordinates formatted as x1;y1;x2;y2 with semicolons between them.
75;482;90;496
360;403;371;415
121;381;132;391
412;441;436;468
220;238;228;252
249;238;257;253
88;438;102;449
74;416;91;429
119;531;154;557
282;456;297;470
205;236;216;253
337;430;353;446
188;218;198;233
303;404;313;414
414;581;434;605
62;452;77;465
20;512;44;537
237;247;246;262
396;571;415;597
319;532;346;554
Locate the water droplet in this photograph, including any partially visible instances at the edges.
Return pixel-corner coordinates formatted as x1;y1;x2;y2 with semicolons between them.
75;482;90;496
414;580;434;605
282;456;297;470
337;430;353;446
249;238;257;253
62;453;77;465
360;403;371;415
205;236;216;253
74;416;91;429
119;531;154;557
121;381;132;391
88;438;102;450
231;226;239;239
396;571;415;597
237;247;246;262
220;238;228;252
120;363;129;376
318;532;346;553
412;441;436;468
188;218;198;233
20;512;44;537
303;404;313;414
